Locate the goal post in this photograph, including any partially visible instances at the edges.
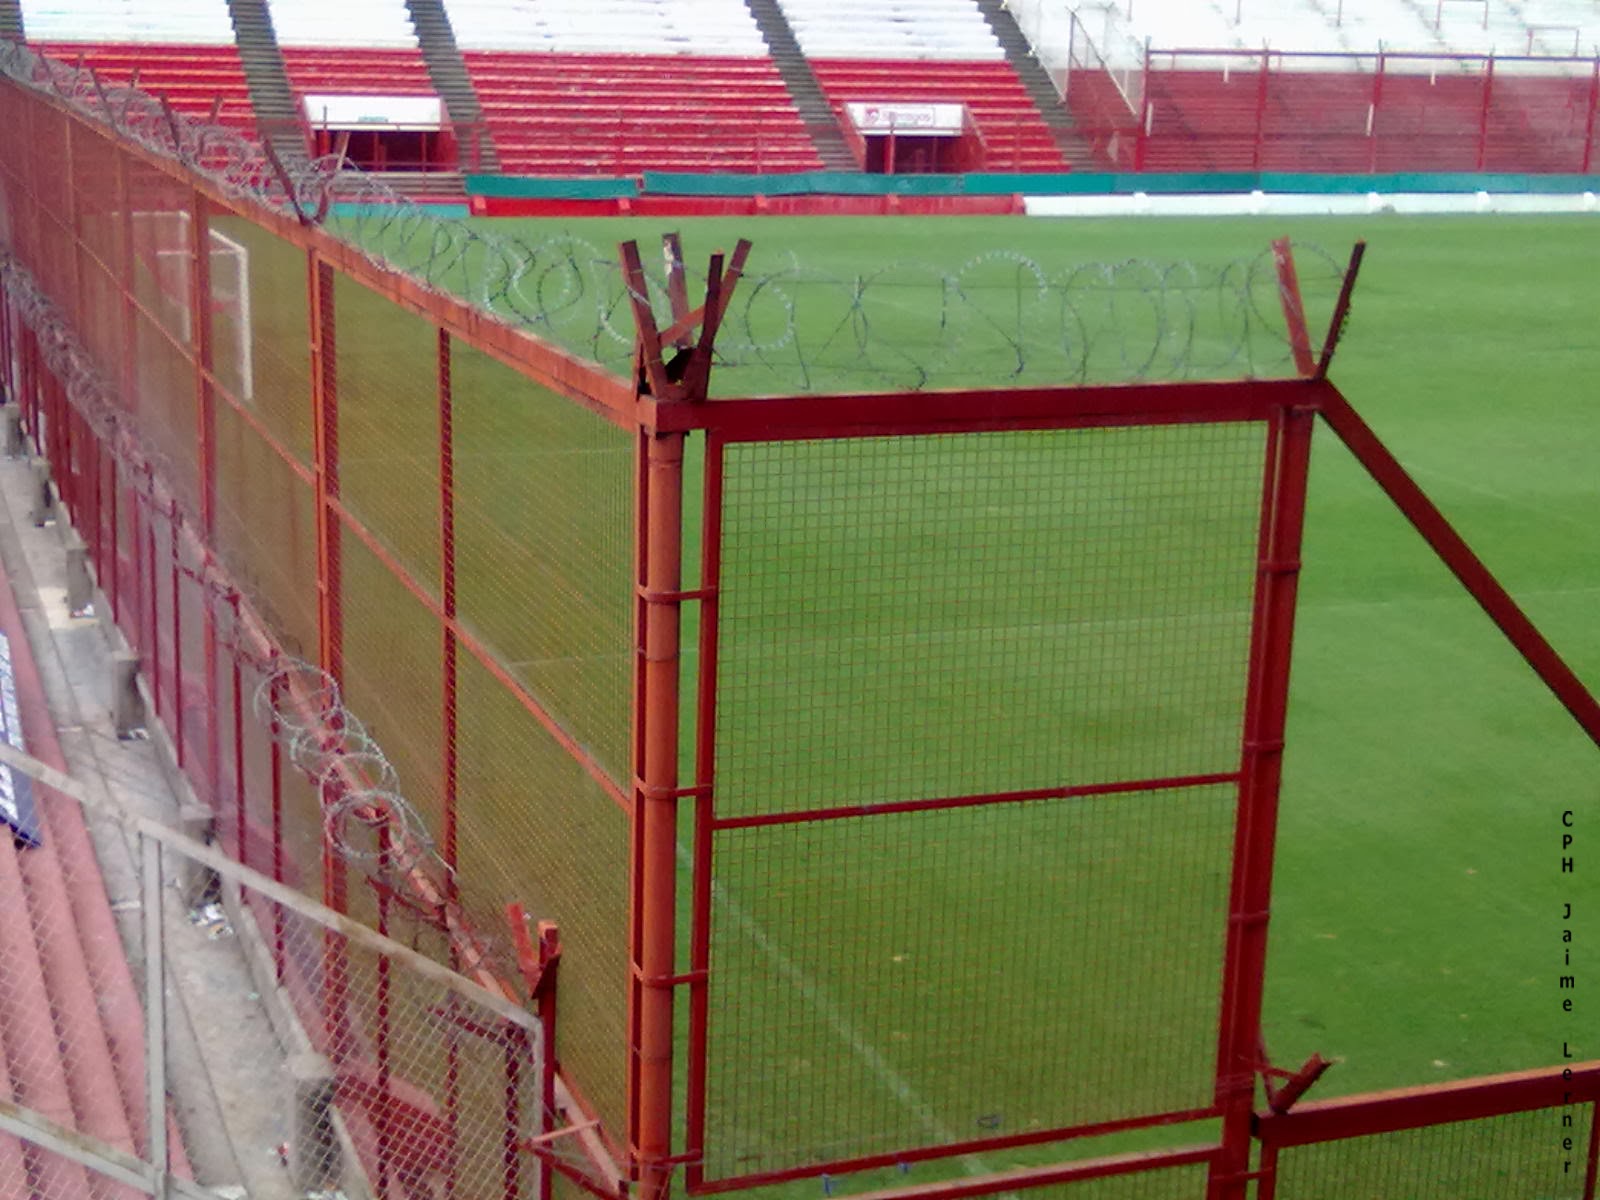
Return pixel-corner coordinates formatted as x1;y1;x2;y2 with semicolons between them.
130;209;253;405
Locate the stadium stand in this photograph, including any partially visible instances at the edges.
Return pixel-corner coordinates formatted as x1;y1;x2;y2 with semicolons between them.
23;0;256;131
1059;0;1599;172
775;0;1069;169
809;60;1071;171
778;0;1003;60
263;0;417;48
446;0;768;55
19;0;234;44
1099;0;1600;59
460;51;825;173
447;0;826;174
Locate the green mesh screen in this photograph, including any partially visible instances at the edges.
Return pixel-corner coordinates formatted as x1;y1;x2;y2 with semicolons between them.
712;425;1266;820
1271;1105;1594;1199
701;422;1269;1179
452;345;634;782
704;786;1236;1177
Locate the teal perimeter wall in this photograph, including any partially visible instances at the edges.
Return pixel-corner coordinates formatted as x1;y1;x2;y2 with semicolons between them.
466;170;1600;200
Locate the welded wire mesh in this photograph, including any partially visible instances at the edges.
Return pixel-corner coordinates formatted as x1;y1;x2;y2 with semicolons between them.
453;646;633;1145
334;274;443;592
1269;1105;1594;1199
450;342;634;782
712;425;1266;819
0;740;574;1200
703;785;1236;1179
0;162;636;1168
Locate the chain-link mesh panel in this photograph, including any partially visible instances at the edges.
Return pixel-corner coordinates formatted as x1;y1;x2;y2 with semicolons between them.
1270;1105;1594;1199
244;875;543;1199
334;274;442;592
212;401;320;660
454;646;632;1146
451;343;634;784
703;785;1235;1178
337;532;447;876
713;424;1265;820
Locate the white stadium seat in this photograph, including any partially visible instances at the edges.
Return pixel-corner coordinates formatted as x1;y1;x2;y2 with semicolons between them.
444;0;769;56
21;0;235;44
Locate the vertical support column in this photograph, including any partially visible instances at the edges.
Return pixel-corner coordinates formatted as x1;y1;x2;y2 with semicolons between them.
440;327;462;1197
438;329;458;893
0;290;14;407
63;116;83;332
631;424;684;1200
1135;40;1153;171
141;834;169;1196
190;190;221;809
117;154;137;425
1582;57;1599;174
683;436;724;1192
1208;398;1314;1200
308;252;348;1044
1253;51;1272;172
1368;52;1385;173
1476;54;1495;172
536;922;562;1200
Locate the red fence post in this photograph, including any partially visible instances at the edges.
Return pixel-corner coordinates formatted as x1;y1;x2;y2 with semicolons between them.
1209;398;1315;1200
632;423;685;1200
190;189;221;805
1254;52;1272;171
1135;41;1152;170
1583;56;1599;173
683;435;724;1191
438;328;458;895
308;251;350;1048
1476;54;1495;171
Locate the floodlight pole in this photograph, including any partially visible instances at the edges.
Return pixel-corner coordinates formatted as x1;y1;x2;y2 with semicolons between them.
624;234;749;1200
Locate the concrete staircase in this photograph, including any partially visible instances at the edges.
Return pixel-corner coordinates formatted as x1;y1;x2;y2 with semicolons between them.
971;0;1093;168
404;0;500;172
742;0;858;170
223;0;306;164
0;0;23;41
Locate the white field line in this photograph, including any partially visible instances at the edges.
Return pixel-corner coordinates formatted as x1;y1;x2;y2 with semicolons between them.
1405;463;1596;533
676;840;1008;1184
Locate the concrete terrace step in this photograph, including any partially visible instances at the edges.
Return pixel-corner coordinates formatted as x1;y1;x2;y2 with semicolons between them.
405;0;501;170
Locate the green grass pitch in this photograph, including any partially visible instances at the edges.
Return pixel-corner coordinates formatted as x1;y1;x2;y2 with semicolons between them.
233;211;1598;1191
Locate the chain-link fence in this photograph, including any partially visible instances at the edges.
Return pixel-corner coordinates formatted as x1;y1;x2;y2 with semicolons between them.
1;31;1596;1200
0;726;594;1200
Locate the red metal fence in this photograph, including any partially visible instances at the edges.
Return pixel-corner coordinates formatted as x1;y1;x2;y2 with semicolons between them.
0;41;1596;1200
1065;22;1600;174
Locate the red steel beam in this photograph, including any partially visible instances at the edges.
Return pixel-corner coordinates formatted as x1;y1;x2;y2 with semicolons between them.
630;425;686;1200
805;1145;1217;1200
1270;238;1316;377
1256;1062;1600;1147
1318;391;1600;745
1211;398;1315;1200
190;190;222;812
643;377;1332;439
682;434;725;1192
691;1105;1220;1194
709;771;1242;831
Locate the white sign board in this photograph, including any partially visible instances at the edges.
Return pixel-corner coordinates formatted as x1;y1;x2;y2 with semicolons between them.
303;94;445;131
845;102;966;136
0;633;40;848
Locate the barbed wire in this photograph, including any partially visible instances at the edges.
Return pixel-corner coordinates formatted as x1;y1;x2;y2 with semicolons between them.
0;38;1346;396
